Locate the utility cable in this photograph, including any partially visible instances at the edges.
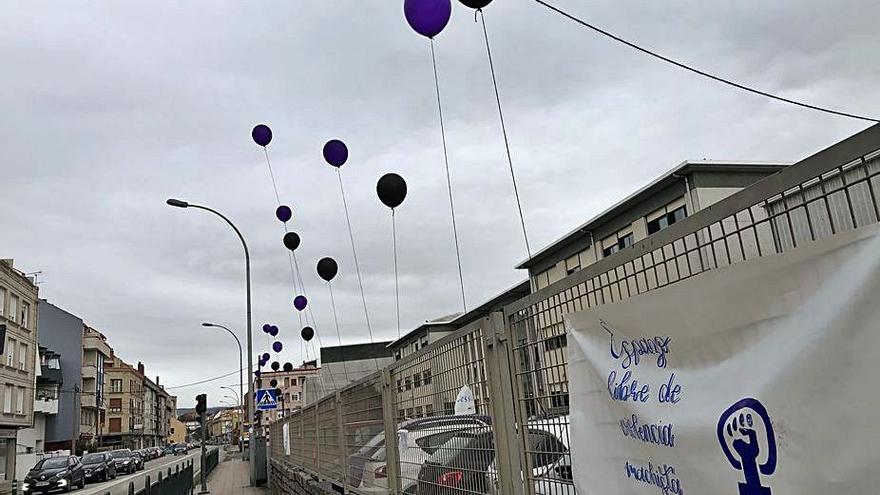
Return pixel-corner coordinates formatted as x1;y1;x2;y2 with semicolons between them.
533;0;880;123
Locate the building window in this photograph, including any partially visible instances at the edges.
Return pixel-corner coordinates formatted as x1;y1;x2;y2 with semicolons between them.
443;402;455;416
5;338;15;367
414;342;420;352
396;379;402;392
8;295;17;323
395;351;401;361
647;205;687;235
602;232;634;257
425;404;434;416
20;302;30;329
3;384;12;413
16;387;24;414
413;372;422;388
109;398;122;413
110;379;122;393
284;377;290;387
415;406;423;418
544;334;568;351
550;391;570;409
109;418;122;433
398;409;405;419
423;370;432;385
18;343;26;370
0;288;5;317
406;408;414;418
404;378;412;391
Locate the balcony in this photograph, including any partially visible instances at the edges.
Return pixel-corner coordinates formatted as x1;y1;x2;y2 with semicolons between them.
83;334;113;358
82;364;99;381
81;394;99;409
34;397;59;415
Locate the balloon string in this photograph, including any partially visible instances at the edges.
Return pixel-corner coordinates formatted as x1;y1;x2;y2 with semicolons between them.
261;146;317;368
479;10;531;260
430;38;468;313
392;209;401;340
335;170;379;360
263;147;282;205
327;282;350;383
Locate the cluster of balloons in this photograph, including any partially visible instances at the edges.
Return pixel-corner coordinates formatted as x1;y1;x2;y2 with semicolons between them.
249;125;412;375
261;324;279;337
404;0;493;39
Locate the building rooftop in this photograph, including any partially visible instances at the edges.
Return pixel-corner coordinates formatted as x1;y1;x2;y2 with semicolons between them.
516;160;791;270
321;341;394;364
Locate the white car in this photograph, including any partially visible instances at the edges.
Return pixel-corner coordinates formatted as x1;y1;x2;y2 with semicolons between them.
352;415;492;494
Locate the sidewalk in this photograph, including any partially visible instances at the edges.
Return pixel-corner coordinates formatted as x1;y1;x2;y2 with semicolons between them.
205;452;268;495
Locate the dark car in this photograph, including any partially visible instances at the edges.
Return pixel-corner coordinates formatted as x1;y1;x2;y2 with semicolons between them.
416;429;495;495
172;443;188;455
80;452;117;483
23;455;85;493
108;449;137;475
163;445;174;455
348;415;493;489
154;446;166;458
130;451;144;471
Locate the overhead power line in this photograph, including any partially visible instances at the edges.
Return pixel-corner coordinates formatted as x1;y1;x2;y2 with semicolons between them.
165;368;245;390
533;0;880;123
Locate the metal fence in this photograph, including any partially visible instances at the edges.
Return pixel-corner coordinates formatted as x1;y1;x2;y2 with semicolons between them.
269;124;880;495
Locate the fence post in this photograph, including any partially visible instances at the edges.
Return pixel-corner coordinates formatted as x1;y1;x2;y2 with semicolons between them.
334;391;350;492
380;367;402;495
314;404;322;482
484;312;526;495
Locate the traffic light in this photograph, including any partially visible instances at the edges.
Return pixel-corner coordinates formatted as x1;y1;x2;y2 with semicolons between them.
195;394;207;416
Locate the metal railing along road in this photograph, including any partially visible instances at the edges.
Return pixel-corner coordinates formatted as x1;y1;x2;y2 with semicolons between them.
269;124;880;495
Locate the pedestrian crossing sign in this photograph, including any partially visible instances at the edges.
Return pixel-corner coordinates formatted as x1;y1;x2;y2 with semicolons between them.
256;389;278;410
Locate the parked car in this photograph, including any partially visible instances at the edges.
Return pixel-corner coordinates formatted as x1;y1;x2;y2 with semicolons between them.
172;443;188;455
23;455;85;493
130;451;144;471
163;445;175;456
416;419;573;495
80;452;117;483
350;415;493;493
108;449;137;475
155;446;166;457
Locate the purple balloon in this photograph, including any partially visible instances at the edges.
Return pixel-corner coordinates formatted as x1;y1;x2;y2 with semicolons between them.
252;124;272;147
273;341;283;353
293;295;308;311
262;324;271;333
269;326;278;337
276;205;292;223
254;370;261;378
262;352;270;361
323;139;348;167
404;0;452;39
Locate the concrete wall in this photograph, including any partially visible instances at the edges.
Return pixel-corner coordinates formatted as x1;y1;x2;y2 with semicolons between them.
36;302;82;445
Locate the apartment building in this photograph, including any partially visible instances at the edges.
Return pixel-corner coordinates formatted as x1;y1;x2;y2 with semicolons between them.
388;281;529;420
36;301;83;453
102;357;172;449
16;347;62;479
81;326;111;448
168;416;186;445
515;160;789;416
206;409;241;443
0;259;39;494
257;362;320;423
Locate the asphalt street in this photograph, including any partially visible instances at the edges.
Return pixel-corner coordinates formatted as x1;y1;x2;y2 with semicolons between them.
75;450;202;495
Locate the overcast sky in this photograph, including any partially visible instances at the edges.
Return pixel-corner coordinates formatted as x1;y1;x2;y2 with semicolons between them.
2;0;877;407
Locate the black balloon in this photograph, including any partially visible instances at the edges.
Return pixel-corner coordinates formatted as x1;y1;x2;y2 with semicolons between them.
377;173;407;209
271;361;280;371
301;326;314;342
283;362;293;372
283;232;301;251
317;257;338;281
270;379;278;388
459;0;492;8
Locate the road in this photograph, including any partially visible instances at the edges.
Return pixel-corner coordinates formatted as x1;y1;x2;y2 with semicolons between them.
77;450;204;495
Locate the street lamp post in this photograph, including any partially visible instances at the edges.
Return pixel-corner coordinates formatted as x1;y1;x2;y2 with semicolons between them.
202;324;244;419
167;198;256;485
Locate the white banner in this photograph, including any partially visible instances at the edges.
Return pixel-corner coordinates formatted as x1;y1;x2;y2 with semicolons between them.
566;226;880;495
